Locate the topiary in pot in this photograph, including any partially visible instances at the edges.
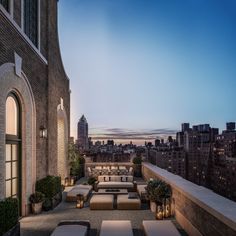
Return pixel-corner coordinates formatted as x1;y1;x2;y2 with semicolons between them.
29;192;45;214
132;156;143;177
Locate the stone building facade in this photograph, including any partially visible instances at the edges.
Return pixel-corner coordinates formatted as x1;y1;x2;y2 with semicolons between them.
0;0;70;216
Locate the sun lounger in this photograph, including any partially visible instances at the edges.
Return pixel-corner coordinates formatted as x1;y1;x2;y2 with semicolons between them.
142;220;181;236
100;220;133;236
51;220;90;236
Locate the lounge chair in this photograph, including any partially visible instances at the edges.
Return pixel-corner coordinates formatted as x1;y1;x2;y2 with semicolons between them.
100;220;133;236
142;220;181;236
51;220;90;236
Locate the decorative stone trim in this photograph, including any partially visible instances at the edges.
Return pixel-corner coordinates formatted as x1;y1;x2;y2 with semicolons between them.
0;63;36;216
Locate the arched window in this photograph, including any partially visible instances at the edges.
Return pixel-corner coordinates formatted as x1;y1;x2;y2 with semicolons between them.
5;94;21;199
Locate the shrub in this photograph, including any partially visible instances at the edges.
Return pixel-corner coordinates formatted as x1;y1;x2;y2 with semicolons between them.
88;177;96;185
29;192;45;204
0;198;19;236
146;179;172;204
132;156;142;165
36;175;61;198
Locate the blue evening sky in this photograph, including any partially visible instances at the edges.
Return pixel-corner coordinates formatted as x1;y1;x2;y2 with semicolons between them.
58;0;236;143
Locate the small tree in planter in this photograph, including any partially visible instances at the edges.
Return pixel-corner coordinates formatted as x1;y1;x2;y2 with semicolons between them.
29;192;45;214
146;179;162;212
132;156;142;177
69;143;85;181
87;177;97;191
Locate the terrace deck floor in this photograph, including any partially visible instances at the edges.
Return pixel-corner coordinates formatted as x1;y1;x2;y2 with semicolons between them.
20;177;187;236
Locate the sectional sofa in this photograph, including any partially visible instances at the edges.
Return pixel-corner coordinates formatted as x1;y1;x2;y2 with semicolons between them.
95;175;136;191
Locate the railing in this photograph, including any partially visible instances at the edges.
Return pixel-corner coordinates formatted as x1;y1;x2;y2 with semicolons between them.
142;162;236;236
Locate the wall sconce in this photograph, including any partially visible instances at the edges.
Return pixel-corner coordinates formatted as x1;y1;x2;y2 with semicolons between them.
76;194;84;209
40;126;47;138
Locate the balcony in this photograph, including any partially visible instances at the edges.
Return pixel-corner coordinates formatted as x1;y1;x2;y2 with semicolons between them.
19;162;236;236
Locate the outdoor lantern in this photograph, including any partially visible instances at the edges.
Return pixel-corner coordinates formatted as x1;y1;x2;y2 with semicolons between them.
39;126;47;138
164;198;171;218
76;194;84;209
70;177;75;186
64;177;69;187
156;204;164;220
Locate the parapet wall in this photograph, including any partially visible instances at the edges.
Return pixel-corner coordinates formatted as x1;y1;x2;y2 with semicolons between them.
142;162;236;236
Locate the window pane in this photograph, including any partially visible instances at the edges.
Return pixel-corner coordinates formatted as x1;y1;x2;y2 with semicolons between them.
6;96;18;135
6;162;11;179
12;161;18;178
6;180;11;197
24;0;38;47
6;144;11;161
12;145;17;161
0;0;9;12
12;179;18;196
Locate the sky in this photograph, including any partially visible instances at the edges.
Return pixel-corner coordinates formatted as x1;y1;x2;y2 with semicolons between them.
58;0;236;144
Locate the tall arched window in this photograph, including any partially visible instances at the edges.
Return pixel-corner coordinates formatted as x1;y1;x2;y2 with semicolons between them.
5;94;21;199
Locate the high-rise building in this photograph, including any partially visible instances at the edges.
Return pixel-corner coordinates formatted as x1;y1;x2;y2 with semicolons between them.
226;122;236;132
181;123;190;132
77;115;89;151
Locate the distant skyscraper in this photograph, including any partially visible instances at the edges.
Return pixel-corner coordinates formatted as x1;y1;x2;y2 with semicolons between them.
181;123;190;132
77;115;89;151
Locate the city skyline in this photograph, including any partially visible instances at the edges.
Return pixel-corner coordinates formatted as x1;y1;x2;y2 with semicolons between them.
58;0;236;142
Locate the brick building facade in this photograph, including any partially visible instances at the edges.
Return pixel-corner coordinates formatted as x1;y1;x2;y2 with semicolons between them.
0;0;70;216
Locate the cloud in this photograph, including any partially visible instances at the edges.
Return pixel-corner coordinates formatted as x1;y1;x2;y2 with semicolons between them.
89;127;178;141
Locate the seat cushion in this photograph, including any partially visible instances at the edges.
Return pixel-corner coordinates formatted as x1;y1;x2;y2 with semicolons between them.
50;225;87;236
117;194;141;210
66;185;92;202
90;194;114;210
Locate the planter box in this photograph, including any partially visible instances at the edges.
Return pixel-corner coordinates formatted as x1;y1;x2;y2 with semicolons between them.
43;192;62;211
3;223;20;236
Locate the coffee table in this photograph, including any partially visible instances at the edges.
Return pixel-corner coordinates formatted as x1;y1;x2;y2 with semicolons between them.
97;189;128;195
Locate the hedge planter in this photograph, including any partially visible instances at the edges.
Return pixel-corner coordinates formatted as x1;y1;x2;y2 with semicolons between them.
3;223;20;236
32;202;43;214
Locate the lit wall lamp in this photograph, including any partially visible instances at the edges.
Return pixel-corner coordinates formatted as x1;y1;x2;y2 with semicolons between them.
40;126;47;138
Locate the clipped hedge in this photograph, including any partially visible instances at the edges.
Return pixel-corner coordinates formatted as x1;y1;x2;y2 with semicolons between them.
36;175;62;211
0;198;19;236
36;175;61;198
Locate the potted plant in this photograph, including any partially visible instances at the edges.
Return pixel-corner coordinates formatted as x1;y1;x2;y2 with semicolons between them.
153;180;171;219
29;191;45;214
132;156;142;177
88;177;97;190
146;179;161;212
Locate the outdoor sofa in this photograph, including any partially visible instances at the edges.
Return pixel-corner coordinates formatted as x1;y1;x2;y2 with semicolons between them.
95;175;136;191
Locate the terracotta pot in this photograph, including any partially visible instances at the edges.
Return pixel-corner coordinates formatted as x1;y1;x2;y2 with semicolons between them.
150;201;156;212
32;202;43;214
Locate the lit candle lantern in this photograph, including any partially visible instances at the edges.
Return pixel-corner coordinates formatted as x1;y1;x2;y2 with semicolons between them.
164;198;171;218
70;177;75;186
64;177;69;187
156;204;164;220
76;194;84;209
